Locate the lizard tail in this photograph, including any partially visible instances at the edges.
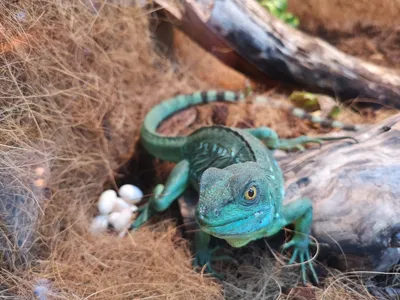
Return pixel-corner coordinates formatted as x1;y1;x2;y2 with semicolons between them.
291;107;361;131
140;91;244;162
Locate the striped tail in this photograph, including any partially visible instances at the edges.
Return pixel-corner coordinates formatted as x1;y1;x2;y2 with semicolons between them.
291;107;361;131
140;90;244;162
254;95;361;131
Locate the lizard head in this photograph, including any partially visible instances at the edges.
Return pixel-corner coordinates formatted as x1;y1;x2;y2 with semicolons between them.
195;162;281;245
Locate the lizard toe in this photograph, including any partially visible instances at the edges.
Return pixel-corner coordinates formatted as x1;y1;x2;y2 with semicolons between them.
282;236;319;285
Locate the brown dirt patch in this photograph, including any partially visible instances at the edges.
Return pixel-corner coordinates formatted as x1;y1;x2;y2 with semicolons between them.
303;24;400;70
288;0;400;31
288;0;400;69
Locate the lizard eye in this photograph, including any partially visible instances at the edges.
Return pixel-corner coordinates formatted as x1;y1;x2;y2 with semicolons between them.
244;186;257;201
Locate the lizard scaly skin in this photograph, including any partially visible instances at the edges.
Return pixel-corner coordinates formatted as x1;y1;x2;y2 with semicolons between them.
134;90;358;284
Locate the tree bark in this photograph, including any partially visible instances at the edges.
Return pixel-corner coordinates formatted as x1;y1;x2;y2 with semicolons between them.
155;0;400;108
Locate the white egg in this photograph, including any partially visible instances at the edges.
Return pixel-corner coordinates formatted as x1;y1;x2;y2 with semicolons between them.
108;208;133;232
113;197;131;212
89;215;109;234
118;230;128;238
98;189;118;215
118;184;143;204
131;205;138;213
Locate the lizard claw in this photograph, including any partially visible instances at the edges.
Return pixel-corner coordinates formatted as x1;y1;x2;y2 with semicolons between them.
193;247;237;279
282;236;319;285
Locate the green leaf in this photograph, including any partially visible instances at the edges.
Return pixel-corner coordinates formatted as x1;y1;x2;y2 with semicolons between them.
257;0;299;27
328;106;341;118
289;91;320;111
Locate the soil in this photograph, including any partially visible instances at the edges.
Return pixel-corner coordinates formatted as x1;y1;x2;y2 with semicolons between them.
288;0;400;70
303;24;400;70
288;0;400;37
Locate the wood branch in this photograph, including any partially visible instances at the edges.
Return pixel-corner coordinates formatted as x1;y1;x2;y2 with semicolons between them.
156;0;270;81
278;114;400;272
154;0;400;108
178;115;400;272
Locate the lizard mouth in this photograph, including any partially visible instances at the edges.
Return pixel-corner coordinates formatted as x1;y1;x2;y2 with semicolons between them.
197;209;272;238
196;211;254;228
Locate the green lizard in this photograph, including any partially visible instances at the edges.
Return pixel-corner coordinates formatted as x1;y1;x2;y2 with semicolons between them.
133;90;358;284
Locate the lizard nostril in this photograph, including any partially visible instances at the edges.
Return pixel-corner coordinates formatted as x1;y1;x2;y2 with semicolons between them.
390;231;400;247
213;208;220;217
195;206;206;221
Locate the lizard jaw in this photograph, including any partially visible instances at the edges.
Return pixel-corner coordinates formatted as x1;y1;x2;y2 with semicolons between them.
197;208;274;240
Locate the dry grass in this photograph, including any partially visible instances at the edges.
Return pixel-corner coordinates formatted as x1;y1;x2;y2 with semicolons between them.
0;0;221;298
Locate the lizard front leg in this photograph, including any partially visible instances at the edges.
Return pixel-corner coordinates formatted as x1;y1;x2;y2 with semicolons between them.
280;197;319;285
132;160;190;228
245;126;356;151
193;231;235;278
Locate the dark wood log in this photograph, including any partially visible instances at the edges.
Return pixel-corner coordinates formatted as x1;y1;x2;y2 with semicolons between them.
178;114;400;272
155;0;400;109
154;0;270;81
279;114;400;272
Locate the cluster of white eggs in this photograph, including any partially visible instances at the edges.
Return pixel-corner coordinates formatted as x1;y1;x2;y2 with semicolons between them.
90;184;143;237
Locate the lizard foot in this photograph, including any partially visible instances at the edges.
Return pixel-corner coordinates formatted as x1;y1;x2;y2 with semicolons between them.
282;235;319;286
131;184;164;229
194;247;236;279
